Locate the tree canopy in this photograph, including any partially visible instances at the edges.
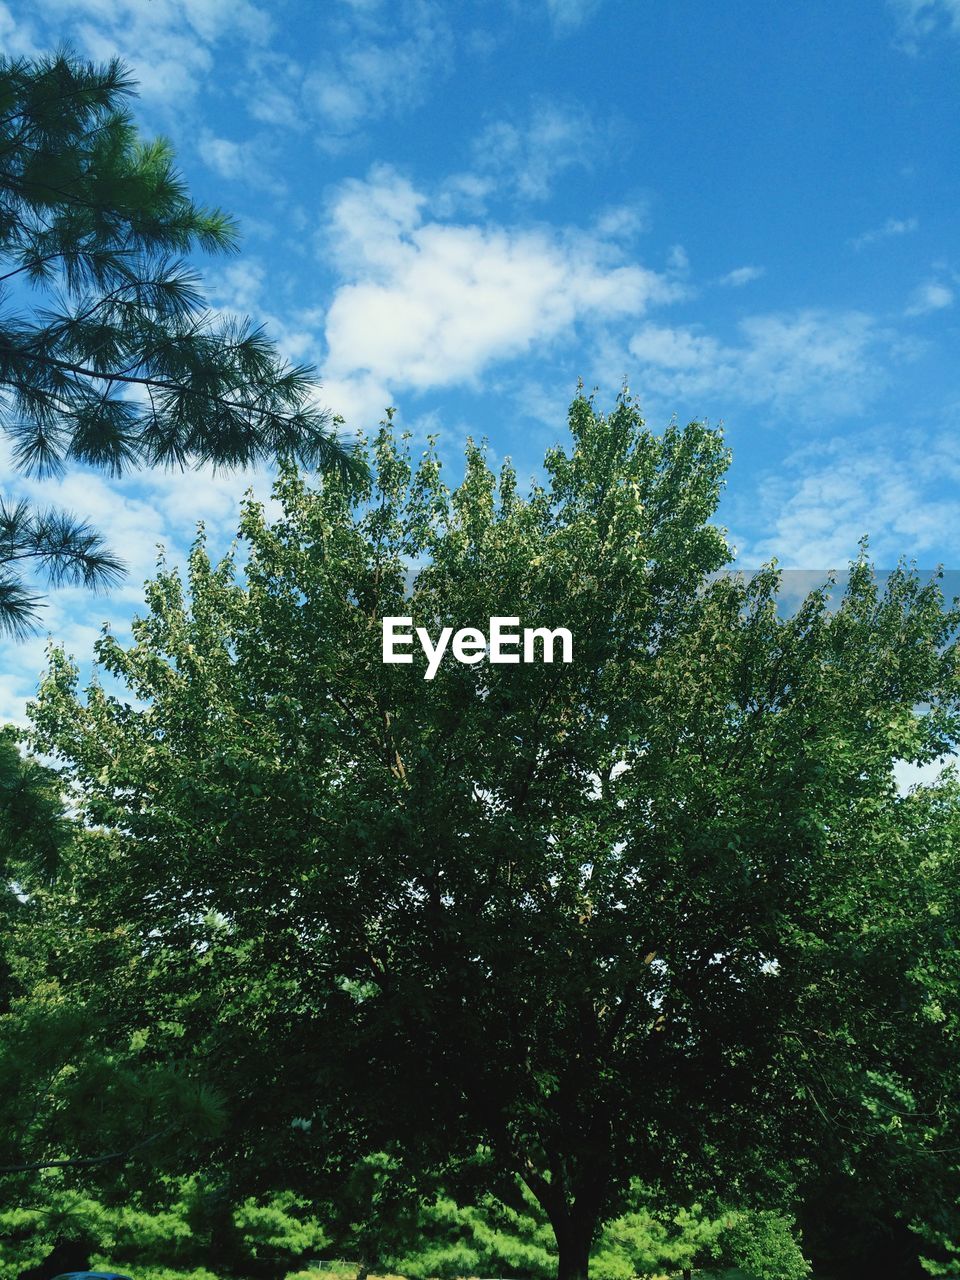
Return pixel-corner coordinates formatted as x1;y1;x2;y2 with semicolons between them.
27;393;960;1279
0;50;356;637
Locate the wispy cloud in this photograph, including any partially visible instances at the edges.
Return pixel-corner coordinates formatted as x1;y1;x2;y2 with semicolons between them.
0;434;276;722
434;98;633;219
718;265;765;287
0;1;41;54
906;279;955;315
37;0;272;105
544;0;605;32
198;130;287;194
889;0;960;49
627;309;900;419
732;424;960;568
466;99;608;203
18;0;454;147
301;0;453;147
851;216;918;250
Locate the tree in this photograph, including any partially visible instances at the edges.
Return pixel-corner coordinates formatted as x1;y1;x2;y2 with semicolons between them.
0;724;69;894
0;1175;329;1280
0;727;225;1280
0;50;357;637
386;1173;809;1280
29;393;960;1280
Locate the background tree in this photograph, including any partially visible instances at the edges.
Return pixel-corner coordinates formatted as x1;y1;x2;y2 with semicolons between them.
0;50;357;637
29;393;960;1280
384;1172;809;1280
0;727;225;1276
0;1176;329;1280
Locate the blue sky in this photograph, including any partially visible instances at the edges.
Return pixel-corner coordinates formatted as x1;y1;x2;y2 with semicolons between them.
3;0;960;722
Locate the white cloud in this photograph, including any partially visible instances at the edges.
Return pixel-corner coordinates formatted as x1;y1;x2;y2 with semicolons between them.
198;133;249;181
629;324;721;372
733;427;960;568
244;51;306;131
890;0;960;48
906;280;955;315
302;0;453;143
545;0;604;31
0;425;274;722
593;205;650;240
466;99;606;202
628;309;897;418
718;265;765;287
0;1;41;54
197;131;286;194
19;0;450;145
38;0;271;105
851;216;918;250
321;373;394;430
207;259;268;312
319;167;683;410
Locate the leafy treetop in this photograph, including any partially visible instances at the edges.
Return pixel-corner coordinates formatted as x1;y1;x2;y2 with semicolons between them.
28;392;960;1280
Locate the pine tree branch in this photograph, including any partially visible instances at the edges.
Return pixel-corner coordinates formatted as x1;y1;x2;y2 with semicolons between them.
0;1124;174;1174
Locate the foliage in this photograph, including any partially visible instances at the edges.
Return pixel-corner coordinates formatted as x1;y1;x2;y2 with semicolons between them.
718;1210;810;1280
28;393;960;1278
913;1170;960;1276
0;726;225;1276
380;1174;809;1280
592;1195;733;1279
0;1174;810;1280
0;50;356;636
389;1181;556;1280
0;1187;104;1277
0;724;70;878
90;1268;221;1280
0;1176;328;1280
323;1152;422;1278
232;1190;329;1259
0;725;71;1026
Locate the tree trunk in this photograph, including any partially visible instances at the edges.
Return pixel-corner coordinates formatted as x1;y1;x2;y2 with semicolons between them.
554;1212;595;1280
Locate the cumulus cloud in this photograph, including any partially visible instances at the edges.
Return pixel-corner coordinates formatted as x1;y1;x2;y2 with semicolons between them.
318;166;683;418
627;309;898;419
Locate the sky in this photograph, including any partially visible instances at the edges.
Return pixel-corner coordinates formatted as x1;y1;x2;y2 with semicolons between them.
2;0;960;725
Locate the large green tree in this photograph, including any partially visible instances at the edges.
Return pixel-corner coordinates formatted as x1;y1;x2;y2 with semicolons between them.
0;50;355;637
29;394;960;1279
